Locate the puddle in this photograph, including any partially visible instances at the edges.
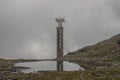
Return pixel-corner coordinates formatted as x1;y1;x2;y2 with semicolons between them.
15;61;84;73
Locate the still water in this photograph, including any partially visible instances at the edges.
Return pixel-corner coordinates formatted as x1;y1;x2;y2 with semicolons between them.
15;61;84;73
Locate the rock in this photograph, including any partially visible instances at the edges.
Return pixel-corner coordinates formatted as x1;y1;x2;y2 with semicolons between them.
64;33;120;69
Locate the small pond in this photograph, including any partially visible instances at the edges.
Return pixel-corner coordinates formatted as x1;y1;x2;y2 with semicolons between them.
15;61;84;73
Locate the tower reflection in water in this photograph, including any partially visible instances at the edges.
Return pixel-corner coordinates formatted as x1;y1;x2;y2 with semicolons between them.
57;60;63;71
55;18;65;71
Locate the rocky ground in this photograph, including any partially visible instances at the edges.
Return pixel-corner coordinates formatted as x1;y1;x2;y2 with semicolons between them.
0;58;119;80
63;34;120;70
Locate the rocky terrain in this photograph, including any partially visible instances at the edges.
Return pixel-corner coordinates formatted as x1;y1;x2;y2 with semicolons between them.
63;34;120;69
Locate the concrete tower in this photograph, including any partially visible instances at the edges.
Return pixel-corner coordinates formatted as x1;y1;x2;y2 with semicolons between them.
56;18;65;71
56;18;65;59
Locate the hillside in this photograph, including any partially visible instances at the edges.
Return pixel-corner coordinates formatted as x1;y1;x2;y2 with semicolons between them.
63;34;120;69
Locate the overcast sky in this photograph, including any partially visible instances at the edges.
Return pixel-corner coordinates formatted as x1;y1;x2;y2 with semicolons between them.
0;0;120;59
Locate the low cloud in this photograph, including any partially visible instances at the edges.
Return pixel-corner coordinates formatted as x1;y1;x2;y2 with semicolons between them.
0;0;120;59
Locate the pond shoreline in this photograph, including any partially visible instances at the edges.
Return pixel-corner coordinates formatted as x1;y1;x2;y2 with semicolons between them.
0;58;119;80
14;61;83;73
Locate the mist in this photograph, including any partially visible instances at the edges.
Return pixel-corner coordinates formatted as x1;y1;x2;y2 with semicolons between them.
0;0;120;59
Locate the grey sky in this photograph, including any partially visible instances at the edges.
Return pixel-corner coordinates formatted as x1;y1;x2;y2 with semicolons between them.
0;0;120;59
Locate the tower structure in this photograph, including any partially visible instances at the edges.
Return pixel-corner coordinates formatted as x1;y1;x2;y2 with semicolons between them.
56;18;65;71
56;18;65;59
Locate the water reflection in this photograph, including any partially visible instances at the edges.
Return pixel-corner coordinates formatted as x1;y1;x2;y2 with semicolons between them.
15;61;84;73
57;60;63;71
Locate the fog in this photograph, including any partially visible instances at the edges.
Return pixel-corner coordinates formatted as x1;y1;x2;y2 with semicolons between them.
0;0;120;59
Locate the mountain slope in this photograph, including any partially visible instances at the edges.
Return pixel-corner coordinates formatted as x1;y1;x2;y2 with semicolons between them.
63;34;120;69
65;34;120;62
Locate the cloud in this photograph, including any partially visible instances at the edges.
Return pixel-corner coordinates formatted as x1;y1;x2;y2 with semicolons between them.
0;0;120;59
108;0;120;18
